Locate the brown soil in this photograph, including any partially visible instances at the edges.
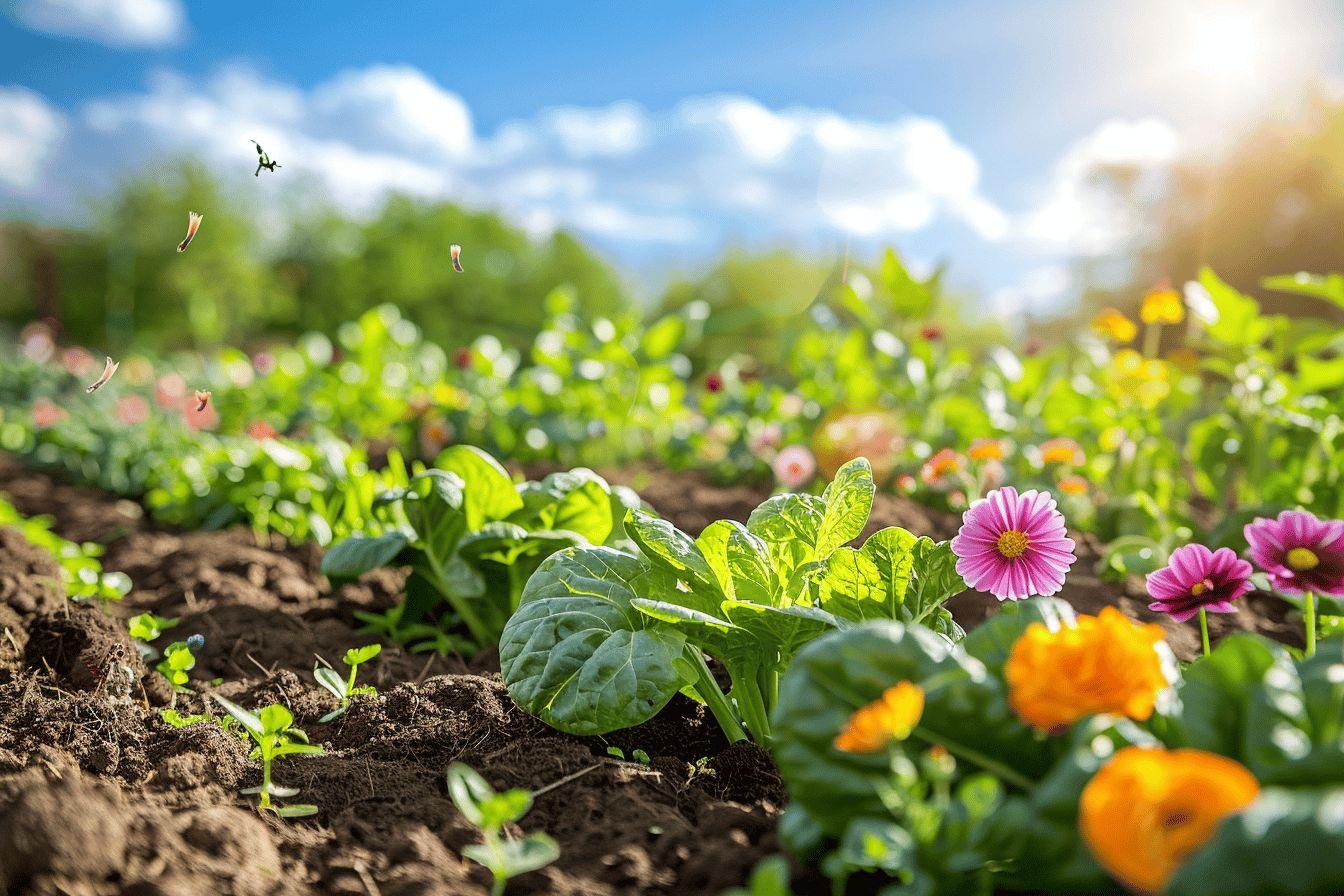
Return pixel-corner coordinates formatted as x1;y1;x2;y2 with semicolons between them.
0;459;1305;896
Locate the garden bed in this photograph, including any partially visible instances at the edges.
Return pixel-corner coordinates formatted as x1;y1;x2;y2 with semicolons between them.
0;457;1303;895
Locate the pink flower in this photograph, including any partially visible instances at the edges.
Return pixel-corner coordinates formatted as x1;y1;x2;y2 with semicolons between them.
1245;510;1344;597
952;487;1076;601
31;398;65;429
704;372;724;393
114;395;149;426
247;420;279;441
252;351;275;376
60;347;97;377
1146;544;1252;622
181;394;217;431
155;373;187;409
773;445;816;490
748;423;783;456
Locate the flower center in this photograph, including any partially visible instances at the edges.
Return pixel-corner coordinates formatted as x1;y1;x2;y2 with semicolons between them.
996;529;1030;559
1287;547;1320;571
1190;578;1214;597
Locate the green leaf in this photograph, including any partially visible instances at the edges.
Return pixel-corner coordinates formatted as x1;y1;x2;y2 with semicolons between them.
495;832;561;876
904;538;964;622
696;520;774;605
273;742;324;757
748;493;827;577
313;665;346;700
816;458;875;555
626;509;720;591
1244;637;1344;785
960;597;1076;681
212;695;264;738
446;762;494;827
435;445;524;529
344;643;382;666
320;532;408;581
275;804;319;818
478;788;533;829
1166;788;1344;896
258;704;294;735
499;547;688;735
835;817;915;874
1199;268;1274;348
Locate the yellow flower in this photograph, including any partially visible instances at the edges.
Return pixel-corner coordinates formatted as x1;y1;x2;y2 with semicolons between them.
1099;425;1127;452
1038;437;1084;466
1092;308;1137;343
1006;607;1167;731
1080;746;1259;894
1140;287;1185;325
967;438;1005;461
833;681;925;753
1107;349;1171;410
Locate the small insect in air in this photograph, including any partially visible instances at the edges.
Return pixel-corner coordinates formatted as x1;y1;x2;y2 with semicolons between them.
194;390;211;413
178;211;203;253
85;356;119;394
250;140;281;176
450;243;464;274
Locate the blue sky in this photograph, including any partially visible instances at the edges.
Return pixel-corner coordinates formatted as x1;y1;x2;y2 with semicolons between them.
2;0;1341;312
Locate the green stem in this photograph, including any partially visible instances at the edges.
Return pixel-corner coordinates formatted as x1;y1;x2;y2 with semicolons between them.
260;754;273;810
1199;608;1211;657
685;648;747;744
733;667;773;743
758;665;779;715
423;552;494;647
911;726;1035;792
1305;592;1317;658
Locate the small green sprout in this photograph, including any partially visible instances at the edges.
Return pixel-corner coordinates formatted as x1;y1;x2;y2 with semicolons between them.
129;612;178;643
605;746;625;760
214;696;324;818
155;637;201;690
313;643;382;722
446;763;560;895
604;746;651;764
160;708;248;742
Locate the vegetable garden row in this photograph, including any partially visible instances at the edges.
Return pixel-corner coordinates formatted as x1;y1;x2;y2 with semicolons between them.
1;265;1343;894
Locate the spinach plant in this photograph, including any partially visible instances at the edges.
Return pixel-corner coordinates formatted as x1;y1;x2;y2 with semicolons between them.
499;457;966;744
446;762;560;896
214;696;325;818
313;643;382;722
322;445;639;652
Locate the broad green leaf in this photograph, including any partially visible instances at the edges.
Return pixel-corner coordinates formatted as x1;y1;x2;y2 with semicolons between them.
1199;268;1274;348
478;788;533;829
720;600;841;664
435;445;524;529
1166;788;1344;896
549;474;614;544
626;509;719;591
1244;638;1344;785
748;493;827;577
860;527;918;612
961;597;1076;681
320;532;408;581
499;547;688;735
258;704;294;735
314;665;346;699
212;695;264;738
344;644;382;665
809;548;888;623
696;520;774;605
816;458;875;555
446;762;494;827
834;817;915;874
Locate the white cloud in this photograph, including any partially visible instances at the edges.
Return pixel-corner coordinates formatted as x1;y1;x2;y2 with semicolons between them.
22;64;1006;252
0;87;66;191
990;263;1074;317
11;0;185;47
1019;117;1180;256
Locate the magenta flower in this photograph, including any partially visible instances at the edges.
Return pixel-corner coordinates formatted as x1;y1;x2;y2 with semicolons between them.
1146;544;1252;622
1245;510;1344;597
951;487;1076;601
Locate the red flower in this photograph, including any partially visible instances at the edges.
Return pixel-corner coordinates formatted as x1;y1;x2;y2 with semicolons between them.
919;323;944;342
454;347;473;370
704;372;724;393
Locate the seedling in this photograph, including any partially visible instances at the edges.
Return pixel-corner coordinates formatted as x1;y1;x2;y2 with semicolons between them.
128;612;178;659
214;696;324;818
161;708;248;742
446;763;559;895
155;635;203;690
313;643;382;722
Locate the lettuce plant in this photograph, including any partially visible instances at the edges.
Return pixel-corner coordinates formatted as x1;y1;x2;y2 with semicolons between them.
214;696;325;818
322;445;639;652
314;643;382;722
500;458;966;743
446;762;559;896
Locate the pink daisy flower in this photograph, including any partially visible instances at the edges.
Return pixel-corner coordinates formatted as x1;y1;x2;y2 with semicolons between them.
773;445;816;490
952;487;1076;601
1245;510;1344;597
1146;544;1252;622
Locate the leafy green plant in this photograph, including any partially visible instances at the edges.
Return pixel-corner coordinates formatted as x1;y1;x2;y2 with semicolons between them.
313;643;382;722
155;636;202;690
0;495;132;608
446;762;560;895
128;612;178;643
722;855;794;896
323;445;638;652
500;458;966;744
160;707;247;741
213;696;325;818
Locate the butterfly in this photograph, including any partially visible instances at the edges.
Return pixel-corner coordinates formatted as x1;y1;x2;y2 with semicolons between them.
194;390;211;412
178;211;203;253
251;140;281;176
85;356;119;394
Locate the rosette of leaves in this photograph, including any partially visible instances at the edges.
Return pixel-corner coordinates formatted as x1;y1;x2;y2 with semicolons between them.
499;457;967;743
321;445;639;652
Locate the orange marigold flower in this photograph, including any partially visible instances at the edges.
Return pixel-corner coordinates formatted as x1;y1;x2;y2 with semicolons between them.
967;437;1005;461
1080;746;1259;894
1006;607;1167;731
920;448;963;487
1092;308;1137;343
1141;287;1185;325
1038;437;1084;466
1058;474;1089;496
833;681;925;753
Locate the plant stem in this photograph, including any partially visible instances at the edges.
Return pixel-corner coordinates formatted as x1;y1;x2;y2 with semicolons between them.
733;668;773;743
911;726;1035;792
1305;592;1317;657
685;648;747;744
423;553;493;647
260;755;273;810
1143;321;1162;358
1199;608;1211;656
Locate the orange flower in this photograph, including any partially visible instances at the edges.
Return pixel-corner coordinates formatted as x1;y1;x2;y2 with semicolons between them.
1092;308;1137;343
1038;437;1084;466
833;681;925;753
1006;607;1167;731
1080;746;1259;894
1141;287;1185;325
967;438;1005;461
1057;474;1089;496
920;448;963;488
246;420;279;441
